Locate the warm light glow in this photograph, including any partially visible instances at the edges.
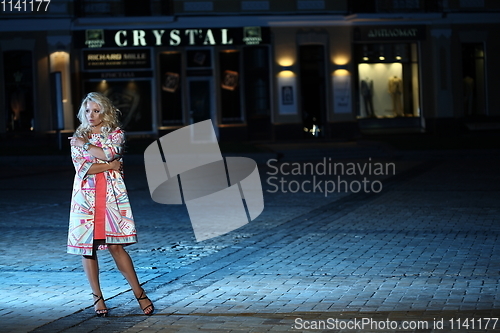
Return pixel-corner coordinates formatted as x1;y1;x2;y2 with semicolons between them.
98;80;108;90
50;51;69;64
51;51;68;59
333;69;350;76
359;63;370;72
396;56;402;60
278;70;295;78
278;57;294;67
379;56;385;61
127;80;137;90
363;57;369;61
333;55;349;66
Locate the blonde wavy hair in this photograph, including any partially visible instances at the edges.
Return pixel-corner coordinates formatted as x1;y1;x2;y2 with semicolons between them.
75;92;122;138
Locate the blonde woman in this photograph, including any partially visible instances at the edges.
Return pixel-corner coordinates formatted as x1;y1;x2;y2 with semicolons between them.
68;92;154;317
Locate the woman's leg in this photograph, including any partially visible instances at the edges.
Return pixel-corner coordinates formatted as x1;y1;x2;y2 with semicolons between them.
108;244;154;315
82;248;108;315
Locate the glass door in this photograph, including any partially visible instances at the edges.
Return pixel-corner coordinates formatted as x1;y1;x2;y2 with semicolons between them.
187;77;218;137
299;45;327;138
461;43;486;116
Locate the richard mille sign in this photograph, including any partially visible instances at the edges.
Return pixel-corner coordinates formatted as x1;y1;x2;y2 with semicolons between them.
75;27;269;48
82;49;151;70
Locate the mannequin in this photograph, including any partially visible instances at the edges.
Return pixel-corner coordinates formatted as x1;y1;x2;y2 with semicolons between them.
360;78;375;117
388;75;403;116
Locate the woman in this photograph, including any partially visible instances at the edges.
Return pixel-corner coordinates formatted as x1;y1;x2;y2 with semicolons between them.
68;92;154;317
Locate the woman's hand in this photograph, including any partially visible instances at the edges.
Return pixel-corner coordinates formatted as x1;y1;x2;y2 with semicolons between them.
68;136;87;148
108;159;122;171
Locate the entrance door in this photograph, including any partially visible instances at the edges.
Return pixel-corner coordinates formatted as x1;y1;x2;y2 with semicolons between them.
461;43;486;117
187;77;218;137
299;45;327;138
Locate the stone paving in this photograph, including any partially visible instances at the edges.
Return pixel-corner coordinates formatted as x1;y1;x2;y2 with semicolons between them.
0;144;499;332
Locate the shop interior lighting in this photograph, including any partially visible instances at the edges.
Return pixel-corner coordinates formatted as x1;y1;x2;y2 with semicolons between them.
378;45;385;62
396;56;402;60
362;57;369;61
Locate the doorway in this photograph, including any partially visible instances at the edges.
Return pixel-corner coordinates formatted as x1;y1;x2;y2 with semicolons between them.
187;77;217;136
299;45;327;138
461;43;486;117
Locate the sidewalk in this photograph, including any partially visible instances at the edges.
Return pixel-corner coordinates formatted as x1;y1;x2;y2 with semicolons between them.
0;143;499;332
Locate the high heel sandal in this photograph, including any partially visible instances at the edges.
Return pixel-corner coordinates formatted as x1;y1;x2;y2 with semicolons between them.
92;293;109;317
136;289;154;316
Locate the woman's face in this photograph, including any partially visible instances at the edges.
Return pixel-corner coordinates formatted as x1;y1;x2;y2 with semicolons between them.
85;100;103;127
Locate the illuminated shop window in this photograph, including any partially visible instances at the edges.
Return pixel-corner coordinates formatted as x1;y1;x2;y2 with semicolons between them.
355;43;420;119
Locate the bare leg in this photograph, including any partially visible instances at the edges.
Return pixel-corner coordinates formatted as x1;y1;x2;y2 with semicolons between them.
82;247;108;316
108;244;154;315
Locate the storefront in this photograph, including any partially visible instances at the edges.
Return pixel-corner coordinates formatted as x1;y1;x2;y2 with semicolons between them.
73;27;271;138
79;47;154;133
4;7;500;140
353;25;426;133
73;22;429;139
271;24;354;140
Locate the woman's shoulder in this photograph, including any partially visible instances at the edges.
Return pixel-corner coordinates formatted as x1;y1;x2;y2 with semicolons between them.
107;127;125;142
109;127;125;136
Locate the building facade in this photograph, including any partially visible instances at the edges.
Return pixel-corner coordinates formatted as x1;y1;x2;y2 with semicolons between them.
1;0;499;140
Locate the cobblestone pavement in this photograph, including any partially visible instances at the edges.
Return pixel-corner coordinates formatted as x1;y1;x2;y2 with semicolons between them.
0;145;499;332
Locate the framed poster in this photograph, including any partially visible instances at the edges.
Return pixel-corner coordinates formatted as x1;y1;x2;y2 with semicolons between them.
278;75;297;115
332;74;351;114
282;86;293;105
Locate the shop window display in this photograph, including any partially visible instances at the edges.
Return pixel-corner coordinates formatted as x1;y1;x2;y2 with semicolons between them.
219;50;242;123
84;79;153;132
159;51;183;125
356;43;420;119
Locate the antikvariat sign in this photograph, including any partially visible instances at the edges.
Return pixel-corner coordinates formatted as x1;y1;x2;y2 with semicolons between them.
354;26;426;41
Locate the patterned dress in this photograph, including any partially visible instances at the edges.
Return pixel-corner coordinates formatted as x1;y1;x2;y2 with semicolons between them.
67;128;137;255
